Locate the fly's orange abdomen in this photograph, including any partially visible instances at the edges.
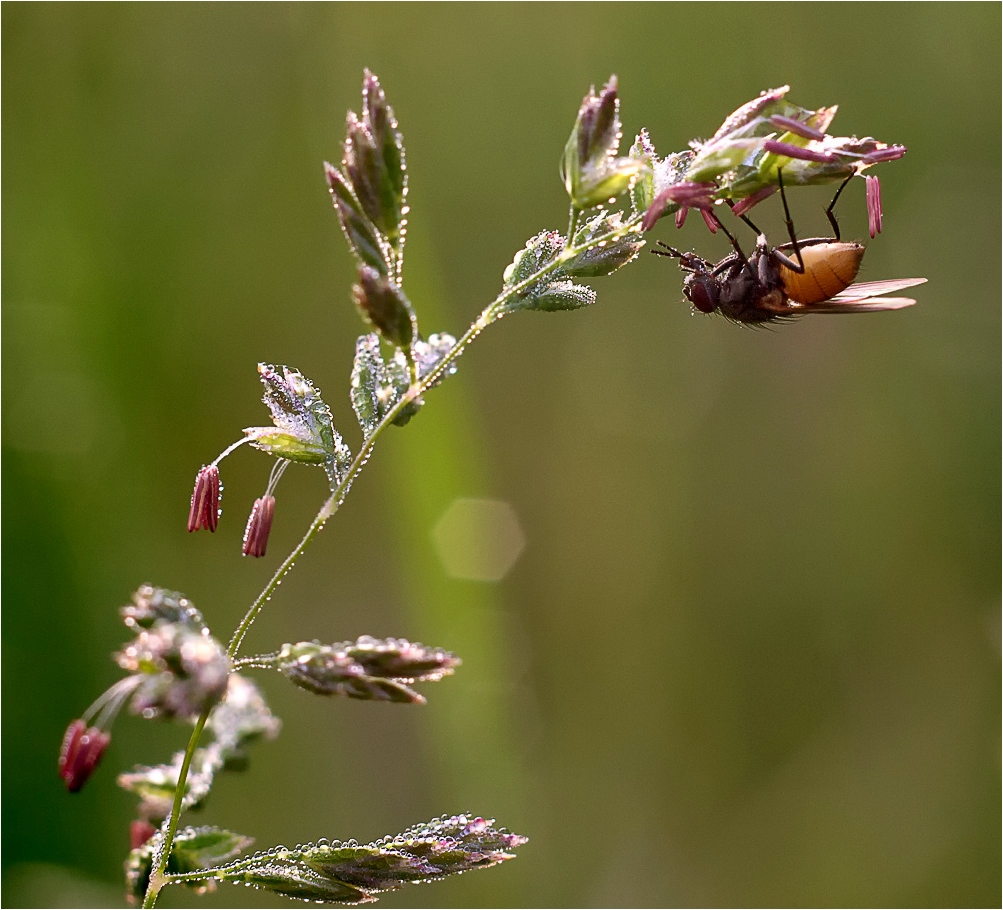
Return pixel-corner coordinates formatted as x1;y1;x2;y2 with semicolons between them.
778;241;865;304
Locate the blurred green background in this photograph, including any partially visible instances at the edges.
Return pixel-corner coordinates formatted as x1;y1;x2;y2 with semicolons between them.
3;4;999;907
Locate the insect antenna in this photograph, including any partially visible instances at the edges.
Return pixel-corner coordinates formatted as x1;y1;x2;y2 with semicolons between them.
651;239;683;258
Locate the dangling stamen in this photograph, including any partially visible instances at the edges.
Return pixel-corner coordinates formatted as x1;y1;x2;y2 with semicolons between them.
187;465;220;532
187;439;252;532
865;174;883;238
59;675;142;793
242;496;276;558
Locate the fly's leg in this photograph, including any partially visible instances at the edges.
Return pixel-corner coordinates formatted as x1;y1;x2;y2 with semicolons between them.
706;211;755;279
771;169;858;273
775;168;806;274
823;173;854;240
725;200;763;238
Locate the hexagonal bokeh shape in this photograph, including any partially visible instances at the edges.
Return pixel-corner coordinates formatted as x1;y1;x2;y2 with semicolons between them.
432;498;526;582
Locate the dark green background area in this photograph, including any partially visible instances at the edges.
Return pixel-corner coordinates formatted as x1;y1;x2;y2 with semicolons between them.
3;3;999;907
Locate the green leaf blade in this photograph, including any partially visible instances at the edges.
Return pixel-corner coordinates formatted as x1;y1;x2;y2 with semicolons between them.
362;70;408;260
325;163;392;275
350;334;390;439
527;279;597;312
247;365;351;479
172;826;255;876
211;814;526;904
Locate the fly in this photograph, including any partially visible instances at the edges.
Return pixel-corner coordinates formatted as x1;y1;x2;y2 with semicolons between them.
654;171;926;324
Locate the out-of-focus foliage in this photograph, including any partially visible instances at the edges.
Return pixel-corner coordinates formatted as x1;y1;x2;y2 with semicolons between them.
3;4;999;908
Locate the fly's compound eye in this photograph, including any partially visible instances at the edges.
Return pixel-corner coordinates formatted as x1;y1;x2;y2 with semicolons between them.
685;276;719;313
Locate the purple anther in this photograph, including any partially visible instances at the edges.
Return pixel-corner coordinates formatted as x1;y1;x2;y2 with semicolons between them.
187;464;220;532
59;720;111;793
699;208;719;235
732;185;777;216
865;174;883;238
763;140;838;163
644;182;718;232
641;189;672;232
862;145;907;164
242;495;276;558
675;206;688;229
769;115;825;141
664;181;718;206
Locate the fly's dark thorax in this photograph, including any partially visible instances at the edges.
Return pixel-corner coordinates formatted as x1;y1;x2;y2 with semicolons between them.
716;249;787;323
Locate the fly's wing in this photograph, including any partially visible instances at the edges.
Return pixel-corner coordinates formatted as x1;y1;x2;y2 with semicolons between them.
830;278;927;299
795;277;926;314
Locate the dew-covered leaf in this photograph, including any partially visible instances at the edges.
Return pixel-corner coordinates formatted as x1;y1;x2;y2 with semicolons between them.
498;231;573;314
118;623;230;722
125;826;254;900
252;364;338;457
342;635;460;682
346;332;458;433
381;333;459;428
121;585;207;635
503;230;565;291
628;130;657;215
499;228;609;310
561;77;641;209
118;745;223;821
171;826;255;876
269;642;417;704
350;334;390;438
325;163;391;275
216;854;370;903
244;364;352;488
118;676;278;822
207;673;281;759
249;636;460;705
565;211;644;278
630;131;695;228
360;70;407;262
528;279;597;312
209;814;526;904
678;86;904;203
341;72;408;273
351;266;416;352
